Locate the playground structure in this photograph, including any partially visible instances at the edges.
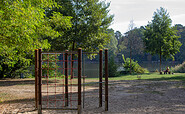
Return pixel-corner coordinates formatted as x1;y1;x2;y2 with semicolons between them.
34;48;108;114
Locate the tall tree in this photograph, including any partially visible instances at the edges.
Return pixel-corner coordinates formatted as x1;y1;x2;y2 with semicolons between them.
174;24;185;62
46;0;114;52
115;31;122;42
106;29;118;56
124;27;145;56
0;0;72;78
143;7;182;73
128;19;135;74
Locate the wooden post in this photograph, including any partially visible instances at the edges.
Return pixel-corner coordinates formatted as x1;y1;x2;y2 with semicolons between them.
83;53;85;108
78;48;82;114
65;50;69;107
35;49;38;109
38;48;42;114
105;49;108;111
99;49;103;107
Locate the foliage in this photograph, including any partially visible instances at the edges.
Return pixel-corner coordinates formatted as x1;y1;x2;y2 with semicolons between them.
105;29;118;56
46;0;114;52
107;57;119;77
0;0;72;78
115;31;122;41
117;26;145;62
122;55;149;74
41;54;63;77
125;27;144;55
172;62;185;73
116;23;185;63
143;7;182;71
174;24;185;62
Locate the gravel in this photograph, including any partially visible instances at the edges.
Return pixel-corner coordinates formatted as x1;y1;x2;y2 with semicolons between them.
1;80;185;114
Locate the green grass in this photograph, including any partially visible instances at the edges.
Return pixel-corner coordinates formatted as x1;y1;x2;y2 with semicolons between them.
109;73;185;81
28;73;185;82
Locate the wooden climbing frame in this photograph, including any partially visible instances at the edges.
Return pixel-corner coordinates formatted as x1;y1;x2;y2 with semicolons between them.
35;48;108;114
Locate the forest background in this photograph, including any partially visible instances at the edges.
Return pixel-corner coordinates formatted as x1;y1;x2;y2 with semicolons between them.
0;0;185;78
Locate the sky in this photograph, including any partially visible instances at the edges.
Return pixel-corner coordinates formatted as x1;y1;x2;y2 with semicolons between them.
103;0;185;34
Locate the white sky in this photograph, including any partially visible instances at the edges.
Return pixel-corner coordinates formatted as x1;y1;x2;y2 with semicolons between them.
103;0;185;34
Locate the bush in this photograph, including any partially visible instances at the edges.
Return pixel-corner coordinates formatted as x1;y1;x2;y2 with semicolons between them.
172;62;185;73
122;55;149;74
106;57;119;77
136;66;149;74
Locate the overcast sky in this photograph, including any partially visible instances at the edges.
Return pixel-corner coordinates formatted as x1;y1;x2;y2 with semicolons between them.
104;0;185;34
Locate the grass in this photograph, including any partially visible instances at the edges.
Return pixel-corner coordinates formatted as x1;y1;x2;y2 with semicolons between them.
27;72;185;82
35;72;185;83
109;72;185;81
0;73;185;104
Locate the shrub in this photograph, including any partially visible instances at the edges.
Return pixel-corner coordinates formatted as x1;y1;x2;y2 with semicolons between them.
106;56;119;77
122;55;149;74
137;66;149;74
172;62;185;73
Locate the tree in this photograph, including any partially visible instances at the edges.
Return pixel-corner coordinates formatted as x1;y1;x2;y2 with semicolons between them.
106;29;118;56
115;31;125;53
174;24;185;62
107;56;119;77
143;7;182;73
115;31;122;42
124;27;145;57
46;0;114;52
128;20;135;74
0;0;72;78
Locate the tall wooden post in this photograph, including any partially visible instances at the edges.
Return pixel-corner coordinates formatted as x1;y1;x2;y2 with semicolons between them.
78;48;82;114
99;49;103;107
65;50;69;106
105;49;108;111
38;48;42;114
35;49;38;109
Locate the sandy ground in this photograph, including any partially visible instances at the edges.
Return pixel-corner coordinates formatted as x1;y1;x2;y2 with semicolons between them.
1;79;185;114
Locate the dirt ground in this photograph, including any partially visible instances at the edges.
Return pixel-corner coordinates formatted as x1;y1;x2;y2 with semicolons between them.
1;79;185;114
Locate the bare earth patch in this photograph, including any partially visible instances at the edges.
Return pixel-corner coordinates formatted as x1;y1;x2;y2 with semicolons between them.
1;79;185;113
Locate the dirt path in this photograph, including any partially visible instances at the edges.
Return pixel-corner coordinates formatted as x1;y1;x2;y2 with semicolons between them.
1;79;185;114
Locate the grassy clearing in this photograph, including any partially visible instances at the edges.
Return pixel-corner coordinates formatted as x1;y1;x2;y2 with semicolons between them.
42;72;185;82
109;73;185;81
21;72;185;82
0;73;185;104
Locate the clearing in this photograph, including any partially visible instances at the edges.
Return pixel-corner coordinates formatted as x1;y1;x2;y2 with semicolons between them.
1;73;185;113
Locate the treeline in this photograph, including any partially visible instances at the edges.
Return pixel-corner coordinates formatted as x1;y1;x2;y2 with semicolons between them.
108;24;185;63
0;0;113;78
1;0;184;78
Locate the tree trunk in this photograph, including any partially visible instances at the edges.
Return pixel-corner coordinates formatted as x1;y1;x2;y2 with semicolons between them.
0;72;4;79
70;0;78;79
71;41;75;79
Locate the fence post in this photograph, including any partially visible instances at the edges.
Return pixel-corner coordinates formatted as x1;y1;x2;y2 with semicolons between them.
105;49;108;111
78;48;82;114
99;49;103;107
65;50;69;107
35;49;38;109
38;48;42;114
